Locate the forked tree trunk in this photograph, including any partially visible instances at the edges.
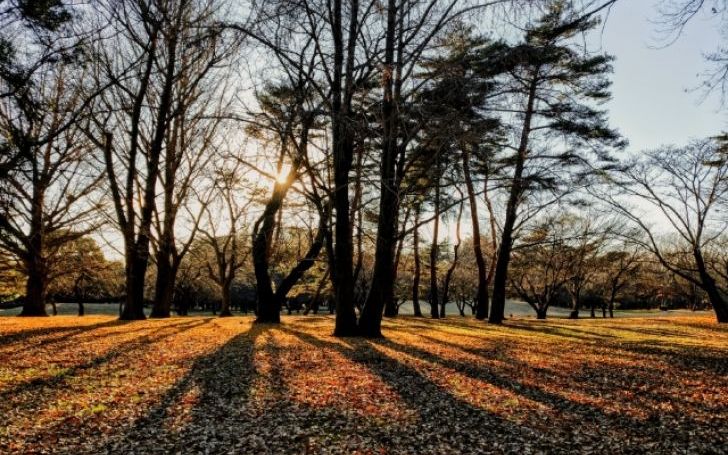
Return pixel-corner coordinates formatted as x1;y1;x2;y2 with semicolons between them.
441;202;463;318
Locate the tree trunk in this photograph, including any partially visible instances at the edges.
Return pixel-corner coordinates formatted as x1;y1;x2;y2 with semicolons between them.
462;148;488;320
568;293;580;319
252;173;295;324
358;0;399;337
429;170;441;320
691;248;728;323
151;247;174;318
331;0;359;337
412;206;423;317
121;252;148;320
20;256;48;317
536;307;547;320
490;78;537;324
441;202;463;318
219;281;233;317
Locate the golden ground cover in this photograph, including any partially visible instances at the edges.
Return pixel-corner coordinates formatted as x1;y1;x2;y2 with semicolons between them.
0;315;725;454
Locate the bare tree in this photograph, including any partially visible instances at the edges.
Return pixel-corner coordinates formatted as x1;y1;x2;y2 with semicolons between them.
0;66;103;316
596;139;728;323
197;163;252;317
92;0;225;320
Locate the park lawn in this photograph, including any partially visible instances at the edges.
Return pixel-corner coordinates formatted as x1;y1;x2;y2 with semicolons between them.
0;315;725;454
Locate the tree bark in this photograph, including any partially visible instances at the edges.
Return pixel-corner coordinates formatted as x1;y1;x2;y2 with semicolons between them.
219;280;233;317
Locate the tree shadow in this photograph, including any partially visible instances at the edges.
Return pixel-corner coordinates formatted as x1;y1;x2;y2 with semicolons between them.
0;319;129;346
0;317;213;442
280;326;550;454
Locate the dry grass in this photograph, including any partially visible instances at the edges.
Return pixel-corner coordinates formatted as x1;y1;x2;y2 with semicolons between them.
0;315;726;454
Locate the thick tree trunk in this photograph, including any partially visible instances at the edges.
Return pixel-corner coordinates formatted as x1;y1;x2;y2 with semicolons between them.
694;249;728;323
151;248;174;318
462;148;488;320
121;252;148;320
412;207;423;317
568;294;580;319
219;281;233;317
20;255;48;317
331;0;359;337
536;307;547;320
358;0;399;337
253;171;296;323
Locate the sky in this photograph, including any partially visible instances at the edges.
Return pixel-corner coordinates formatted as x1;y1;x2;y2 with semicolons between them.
595;1;726;152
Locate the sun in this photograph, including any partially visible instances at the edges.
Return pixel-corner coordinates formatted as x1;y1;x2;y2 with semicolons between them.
275;165;291;184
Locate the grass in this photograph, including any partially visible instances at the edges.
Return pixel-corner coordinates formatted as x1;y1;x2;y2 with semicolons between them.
0;315;726;454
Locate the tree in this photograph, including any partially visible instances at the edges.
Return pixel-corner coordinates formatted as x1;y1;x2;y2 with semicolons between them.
596;139;728;323
510;214;578;319
600;248;640;317
92;0;224;320
0;66;103;316
489;3;623;324
197;163;252;317
249;77;320;323
657;0;728;104
0;0;76;180
149;4;235;318
47;236;123;316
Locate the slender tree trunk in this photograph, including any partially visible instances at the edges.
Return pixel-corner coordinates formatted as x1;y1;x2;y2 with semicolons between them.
441;202;463;318
429;172;441;320
490;77;538;324
412;206;423;317
462;148;488;320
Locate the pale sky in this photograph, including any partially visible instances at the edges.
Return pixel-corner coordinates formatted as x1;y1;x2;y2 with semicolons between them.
596;1;726;152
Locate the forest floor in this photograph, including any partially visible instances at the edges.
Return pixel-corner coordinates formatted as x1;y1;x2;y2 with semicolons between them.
0;315;725;454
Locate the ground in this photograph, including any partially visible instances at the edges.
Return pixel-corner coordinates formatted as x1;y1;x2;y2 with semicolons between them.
0;315;725;454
